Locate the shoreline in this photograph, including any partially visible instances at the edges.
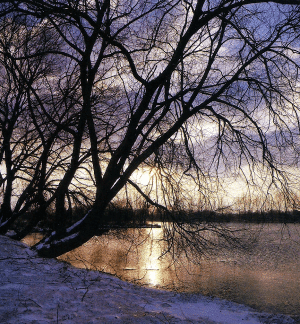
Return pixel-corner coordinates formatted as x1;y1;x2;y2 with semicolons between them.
0;235;297;324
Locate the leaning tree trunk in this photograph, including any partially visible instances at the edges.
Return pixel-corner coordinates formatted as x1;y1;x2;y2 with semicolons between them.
32;205;109;258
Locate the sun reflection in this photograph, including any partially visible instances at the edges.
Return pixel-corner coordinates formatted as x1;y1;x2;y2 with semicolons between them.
145;253;160;286
143;228;162;287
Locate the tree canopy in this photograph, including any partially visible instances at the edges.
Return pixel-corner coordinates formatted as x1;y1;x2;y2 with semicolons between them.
0;0;300;257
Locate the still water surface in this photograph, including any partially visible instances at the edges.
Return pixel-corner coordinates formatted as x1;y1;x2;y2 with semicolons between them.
24;223;300;317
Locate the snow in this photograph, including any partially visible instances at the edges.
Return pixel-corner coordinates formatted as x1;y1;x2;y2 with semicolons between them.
66;210;91;234
0;235;296;324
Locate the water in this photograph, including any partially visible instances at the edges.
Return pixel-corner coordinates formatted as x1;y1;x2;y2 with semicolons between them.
23;222;300;317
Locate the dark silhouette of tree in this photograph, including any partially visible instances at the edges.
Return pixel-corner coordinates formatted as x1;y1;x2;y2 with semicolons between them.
0;16;93;238
0;17;62;234
0;0;300;257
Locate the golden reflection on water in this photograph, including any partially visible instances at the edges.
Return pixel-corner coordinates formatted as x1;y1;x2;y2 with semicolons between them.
144;246;160;286
22;223;300;316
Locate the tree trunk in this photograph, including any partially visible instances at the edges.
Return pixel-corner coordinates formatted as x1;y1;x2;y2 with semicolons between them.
32;206;109;258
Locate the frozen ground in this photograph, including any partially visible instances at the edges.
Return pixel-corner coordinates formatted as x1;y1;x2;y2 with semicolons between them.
0;235;297;324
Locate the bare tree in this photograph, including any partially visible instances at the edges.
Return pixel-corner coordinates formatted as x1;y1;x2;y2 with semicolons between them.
0;16;92;237
0;17;60;233
1;0;300;257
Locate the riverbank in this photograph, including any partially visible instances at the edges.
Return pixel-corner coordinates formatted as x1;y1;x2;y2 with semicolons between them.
0;235;297;323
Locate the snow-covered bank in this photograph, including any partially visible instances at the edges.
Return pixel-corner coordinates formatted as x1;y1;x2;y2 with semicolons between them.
0;235;296;324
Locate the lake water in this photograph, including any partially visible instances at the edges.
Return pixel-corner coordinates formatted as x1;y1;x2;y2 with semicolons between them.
23;222;300;317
